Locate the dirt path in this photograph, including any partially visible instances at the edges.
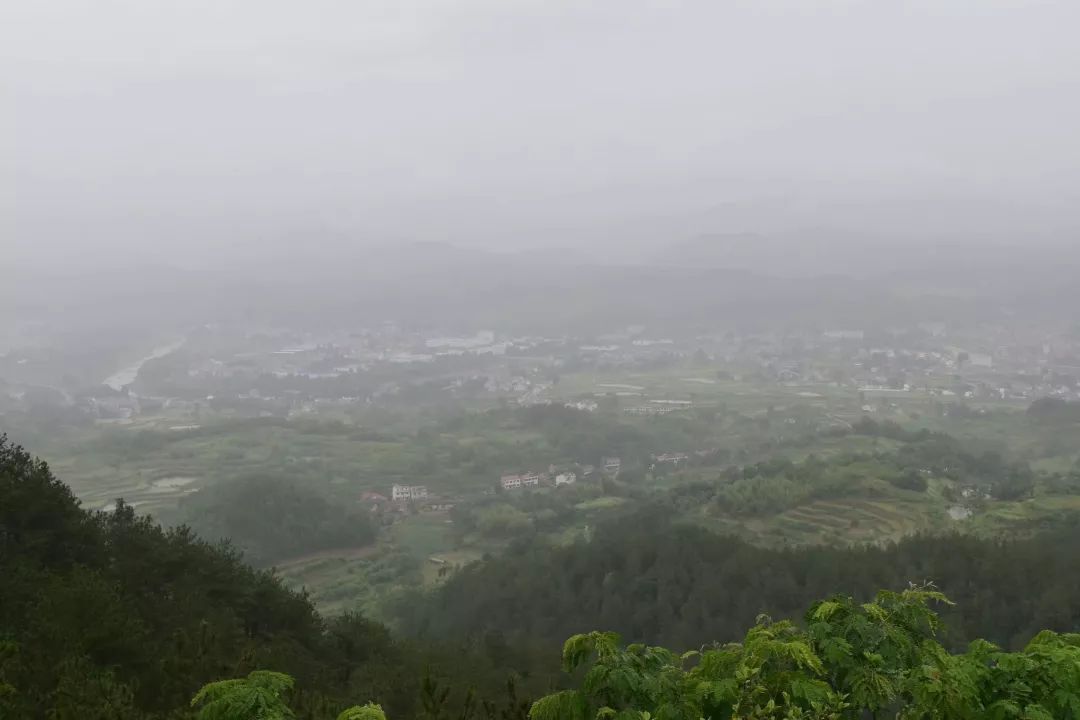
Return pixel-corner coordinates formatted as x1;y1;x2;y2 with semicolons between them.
273;545;378;570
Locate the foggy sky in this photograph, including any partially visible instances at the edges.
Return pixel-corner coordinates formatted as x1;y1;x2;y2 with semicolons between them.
6;0;1080;268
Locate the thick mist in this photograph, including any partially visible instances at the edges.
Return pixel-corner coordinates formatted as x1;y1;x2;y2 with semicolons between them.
7;0;1080;273
7;7;1080;717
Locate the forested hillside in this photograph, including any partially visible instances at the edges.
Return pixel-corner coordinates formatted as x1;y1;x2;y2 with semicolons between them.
6;434;1080;719
192;588;1080;720
399;508;1080;656
171;472;377;567
0;437;517;719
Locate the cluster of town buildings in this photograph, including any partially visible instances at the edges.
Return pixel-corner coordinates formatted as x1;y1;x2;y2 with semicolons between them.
9;319;1080;429
498;457;625;491
364;450;698;522
360;484;457;515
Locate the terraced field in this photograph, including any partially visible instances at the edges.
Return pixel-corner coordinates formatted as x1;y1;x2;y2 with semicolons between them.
275;516;485;617
967;494;1080;538
58;465;203;514
742;497;945;547
275;549;380;616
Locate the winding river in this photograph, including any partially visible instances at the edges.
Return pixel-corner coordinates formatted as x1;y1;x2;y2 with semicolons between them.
103;340;184;391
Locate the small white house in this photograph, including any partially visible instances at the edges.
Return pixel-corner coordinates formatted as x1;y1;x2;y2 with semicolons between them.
555;472;577;486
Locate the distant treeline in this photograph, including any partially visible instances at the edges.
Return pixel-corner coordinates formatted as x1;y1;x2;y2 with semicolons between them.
1028;396;1080;423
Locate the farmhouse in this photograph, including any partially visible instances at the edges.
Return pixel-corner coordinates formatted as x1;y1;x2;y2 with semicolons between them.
361;491;391;513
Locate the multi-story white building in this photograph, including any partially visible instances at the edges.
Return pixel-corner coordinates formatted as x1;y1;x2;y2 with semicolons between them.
654;453;690;466
392;484;428;501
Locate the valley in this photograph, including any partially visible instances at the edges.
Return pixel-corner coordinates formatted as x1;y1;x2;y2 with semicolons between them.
9;325;1080;622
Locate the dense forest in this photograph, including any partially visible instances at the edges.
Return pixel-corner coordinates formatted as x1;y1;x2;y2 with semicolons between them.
196;590;1080;720
399;507;1080;657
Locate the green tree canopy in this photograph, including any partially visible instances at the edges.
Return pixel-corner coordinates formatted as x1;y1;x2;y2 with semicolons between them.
530;588;1080;720
191;671;296;720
